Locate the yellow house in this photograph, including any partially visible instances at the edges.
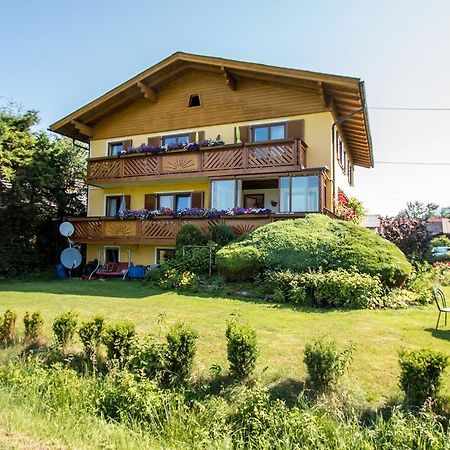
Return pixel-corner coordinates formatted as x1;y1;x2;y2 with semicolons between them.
50;52;373;266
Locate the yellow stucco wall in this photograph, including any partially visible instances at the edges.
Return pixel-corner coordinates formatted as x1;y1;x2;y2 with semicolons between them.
88;181;210;216
87;112;336;213
86;243;170;265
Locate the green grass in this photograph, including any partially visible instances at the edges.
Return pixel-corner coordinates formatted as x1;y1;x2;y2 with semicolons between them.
0;279;449;406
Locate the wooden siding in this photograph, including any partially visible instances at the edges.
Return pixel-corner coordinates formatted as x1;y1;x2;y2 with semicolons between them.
92;70;324;140
86;139;308;186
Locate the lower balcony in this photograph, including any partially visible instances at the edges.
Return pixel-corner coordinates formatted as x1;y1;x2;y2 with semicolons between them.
69;212;334;246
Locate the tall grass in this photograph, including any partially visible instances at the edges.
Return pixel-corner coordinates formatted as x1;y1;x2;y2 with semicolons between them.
0;357;449;449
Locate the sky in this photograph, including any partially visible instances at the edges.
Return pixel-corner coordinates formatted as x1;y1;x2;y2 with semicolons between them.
1;0;449;215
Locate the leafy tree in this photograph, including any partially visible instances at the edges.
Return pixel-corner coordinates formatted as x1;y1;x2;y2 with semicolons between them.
398;201;439;220
379;216;429;260
0;105;87;276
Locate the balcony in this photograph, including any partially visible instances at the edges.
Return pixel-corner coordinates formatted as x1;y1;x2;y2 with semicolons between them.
69;212;331;246
87;139;307;186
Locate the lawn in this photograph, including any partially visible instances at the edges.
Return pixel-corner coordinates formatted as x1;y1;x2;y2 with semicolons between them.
0;279;449;405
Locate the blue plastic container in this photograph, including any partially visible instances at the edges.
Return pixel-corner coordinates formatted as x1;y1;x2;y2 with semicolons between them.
55;263;67;279
128;265;145;279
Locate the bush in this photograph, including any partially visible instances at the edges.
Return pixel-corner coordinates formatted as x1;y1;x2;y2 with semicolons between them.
23;311;44;344
52;311;77;350
165;322;198;384
431;262;450;286
78;316;105;359
398;348;449;406
208;224;235;247
176;224;205;248
266;269;383;309
430;235;450;248
0;310;18;347
216;246;263;281
303;338;353;391
103;322;136;366
171;245;214;275
217;215;411;286
129;336;166;380
405;264;434;304
225;318;258;379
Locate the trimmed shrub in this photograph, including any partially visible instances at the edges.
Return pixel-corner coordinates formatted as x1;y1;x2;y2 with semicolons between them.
430;235;450;248
0;310;18;347
176;224;204;248
23;311;44;344
266;269;383;309
217;215;411;286
226;318;258;379
165;322;198;384
52;311;77;350
398;348;449;406
208;224;235;247
171;246;213;275
129;336;167;380
303;338;353;391
103;322;136;366
216;245;263;281
78;316;105;359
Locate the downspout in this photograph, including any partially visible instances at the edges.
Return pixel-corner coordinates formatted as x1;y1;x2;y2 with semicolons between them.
331;106;364;211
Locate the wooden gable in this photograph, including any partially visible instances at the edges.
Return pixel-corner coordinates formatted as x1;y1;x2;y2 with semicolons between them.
92;70;323;140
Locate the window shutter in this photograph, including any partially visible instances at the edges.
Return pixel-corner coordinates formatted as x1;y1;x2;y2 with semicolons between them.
286;119;305;140
148;136;161;147
191;192;203;208
189;132;196;142
198;131;205;142
123;139;133;151
124;195;131;210
144;194;156;210
237;126;250;143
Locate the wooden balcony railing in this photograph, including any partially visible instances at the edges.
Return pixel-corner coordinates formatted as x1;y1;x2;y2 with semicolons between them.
69;213;320;245
87;139;307;185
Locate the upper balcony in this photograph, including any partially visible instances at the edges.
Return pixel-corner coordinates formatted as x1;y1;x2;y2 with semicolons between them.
87;139;307;186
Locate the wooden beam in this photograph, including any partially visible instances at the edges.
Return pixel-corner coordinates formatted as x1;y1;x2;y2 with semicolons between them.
318;81;328;108
221;66;237;91
71;120;93;137
137;81;158;103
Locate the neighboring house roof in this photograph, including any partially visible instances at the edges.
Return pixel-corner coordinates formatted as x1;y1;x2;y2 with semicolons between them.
49;52;373;168
427;217;450;235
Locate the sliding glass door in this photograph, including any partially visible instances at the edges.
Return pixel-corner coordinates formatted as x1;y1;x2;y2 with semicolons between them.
211;180;242;210
279;175;320;213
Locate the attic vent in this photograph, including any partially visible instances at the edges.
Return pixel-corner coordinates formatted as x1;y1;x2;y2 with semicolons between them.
188;94;201;108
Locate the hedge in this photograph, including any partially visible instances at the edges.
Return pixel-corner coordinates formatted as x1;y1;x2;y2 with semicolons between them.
216;215;411;286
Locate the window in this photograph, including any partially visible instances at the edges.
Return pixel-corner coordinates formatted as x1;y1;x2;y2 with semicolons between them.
211;179;241;210
188;94;201;108
105;196;123;216
348;164;354;186
104;247;119;263
279;175;319;213
108;141;124;156
244;194;265;208
156;248;176;265
253;123;286;142
157;193;192;211
162;134;190;146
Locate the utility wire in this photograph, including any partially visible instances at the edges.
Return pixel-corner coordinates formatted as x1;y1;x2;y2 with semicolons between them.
369;107;450;111
375;161;450;166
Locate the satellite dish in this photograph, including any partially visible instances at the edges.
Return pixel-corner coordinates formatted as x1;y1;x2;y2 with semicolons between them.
60;247;82;269
59;222;74;237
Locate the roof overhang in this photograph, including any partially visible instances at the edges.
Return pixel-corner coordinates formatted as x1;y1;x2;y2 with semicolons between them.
49;52;374;168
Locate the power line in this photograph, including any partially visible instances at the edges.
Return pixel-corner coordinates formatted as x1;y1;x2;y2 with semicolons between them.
375;161;450;166
369;107;450;111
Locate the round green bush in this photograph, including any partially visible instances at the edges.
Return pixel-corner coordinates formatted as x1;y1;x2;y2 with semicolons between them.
208;224;235;247
216;215;411;286
176;224;204;248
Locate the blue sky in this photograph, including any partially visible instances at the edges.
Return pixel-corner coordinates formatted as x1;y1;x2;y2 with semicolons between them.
1;0;449;215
